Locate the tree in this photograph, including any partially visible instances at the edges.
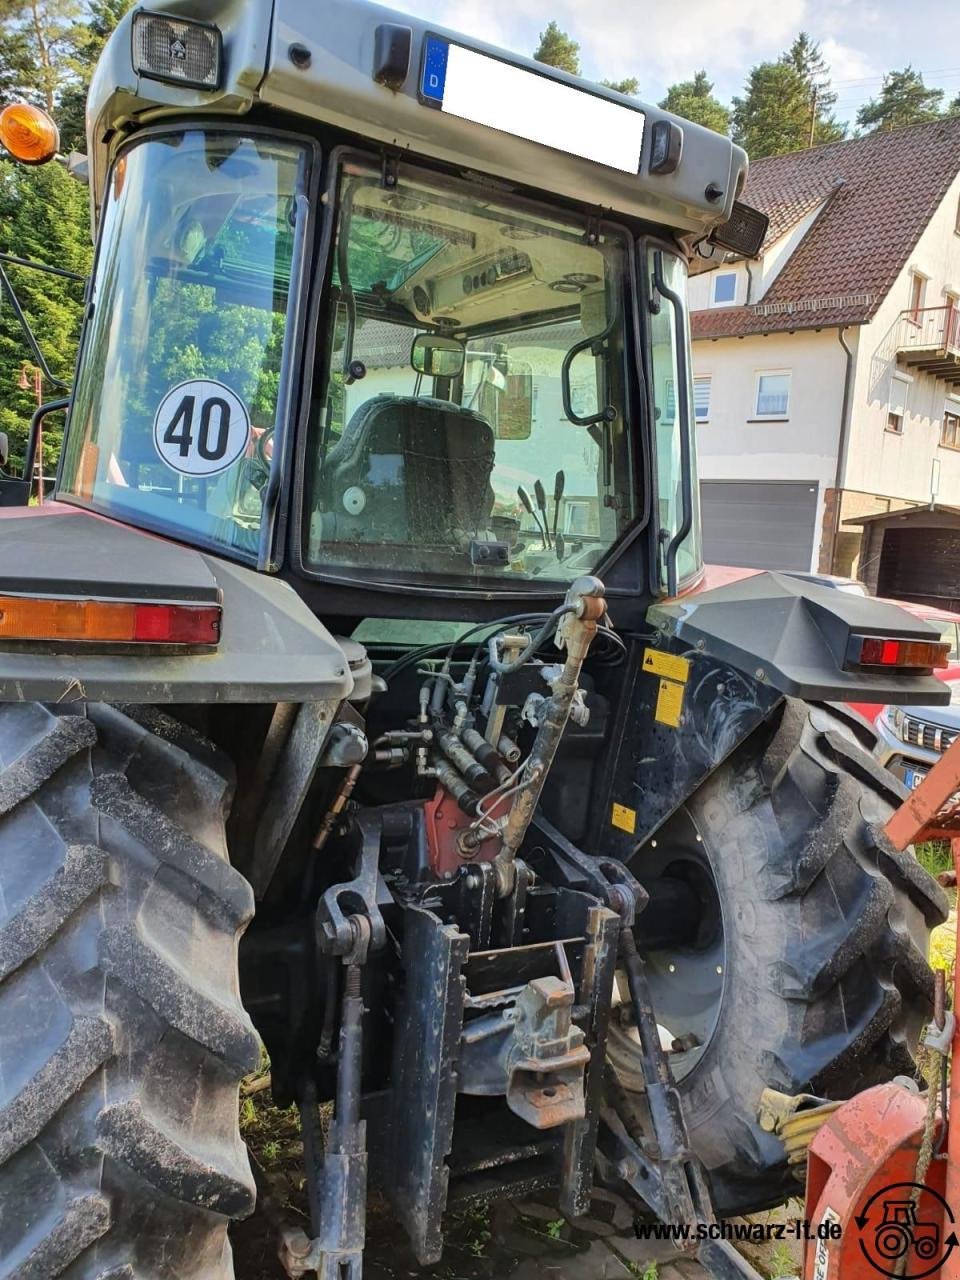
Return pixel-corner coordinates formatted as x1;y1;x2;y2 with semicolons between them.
602;76;639;96
782;32;844;143
732;35;845;160
0;158;90;474
533;21;580;76
856;67;945;133
58;0;133;150
0;0;83;114
660;71;730;135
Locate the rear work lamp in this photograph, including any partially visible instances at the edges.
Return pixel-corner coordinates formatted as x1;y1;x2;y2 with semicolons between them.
845;634;951;672
0;595;221;646
132;11;222;91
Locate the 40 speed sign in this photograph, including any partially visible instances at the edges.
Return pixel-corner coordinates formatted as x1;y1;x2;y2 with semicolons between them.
153;379;252;477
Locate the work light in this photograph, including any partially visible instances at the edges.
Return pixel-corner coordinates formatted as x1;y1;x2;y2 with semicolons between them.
131;11;222;91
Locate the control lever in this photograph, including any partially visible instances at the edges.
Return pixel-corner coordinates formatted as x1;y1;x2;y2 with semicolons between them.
534;478;551;548
517;485;546;548
553;470;565;560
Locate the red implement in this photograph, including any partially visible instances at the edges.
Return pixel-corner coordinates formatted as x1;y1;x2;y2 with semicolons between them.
803;734;960;1279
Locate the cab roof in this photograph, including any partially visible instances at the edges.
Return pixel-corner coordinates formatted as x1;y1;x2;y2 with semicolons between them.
86;0;748;235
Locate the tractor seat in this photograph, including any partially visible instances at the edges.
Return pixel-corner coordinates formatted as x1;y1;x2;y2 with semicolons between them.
319;394;496;545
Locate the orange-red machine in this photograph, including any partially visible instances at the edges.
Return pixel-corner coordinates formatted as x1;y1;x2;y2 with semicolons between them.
803;738;960;1279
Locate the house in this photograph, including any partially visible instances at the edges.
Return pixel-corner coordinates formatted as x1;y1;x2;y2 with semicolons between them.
691;116;960;607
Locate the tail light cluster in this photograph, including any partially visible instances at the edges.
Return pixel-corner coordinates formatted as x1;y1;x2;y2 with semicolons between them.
845;634;951;672
0;595;221;646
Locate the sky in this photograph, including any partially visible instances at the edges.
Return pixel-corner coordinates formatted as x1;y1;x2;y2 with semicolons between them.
390;0;958;126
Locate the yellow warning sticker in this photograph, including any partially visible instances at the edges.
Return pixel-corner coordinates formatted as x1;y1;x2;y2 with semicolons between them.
643;648;690;684
611;802;637;834
655;677;685;728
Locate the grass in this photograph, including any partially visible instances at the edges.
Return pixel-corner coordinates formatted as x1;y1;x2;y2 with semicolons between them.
917;841;953;878
769;1242;797;1277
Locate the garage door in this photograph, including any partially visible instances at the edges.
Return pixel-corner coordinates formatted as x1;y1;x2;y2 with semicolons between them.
700;480;819;571
877;526;960;610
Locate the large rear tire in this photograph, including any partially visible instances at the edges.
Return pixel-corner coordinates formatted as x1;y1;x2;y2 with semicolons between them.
610;699;948;1217
0;702;259;1279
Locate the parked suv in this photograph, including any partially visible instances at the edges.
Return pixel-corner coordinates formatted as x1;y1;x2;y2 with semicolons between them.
875;669;960;788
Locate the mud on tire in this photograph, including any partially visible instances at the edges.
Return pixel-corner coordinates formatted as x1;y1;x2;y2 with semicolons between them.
0;702;259;1280
616;698;949;1217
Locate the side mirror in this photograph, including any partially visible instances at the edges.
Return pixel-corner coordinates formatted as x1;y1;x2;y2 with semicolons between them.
411;332;465;379
0;432;7;469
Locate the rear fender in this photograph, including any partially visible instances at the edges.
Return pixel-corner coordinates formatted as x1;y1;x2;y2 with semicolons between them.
0;506;359;704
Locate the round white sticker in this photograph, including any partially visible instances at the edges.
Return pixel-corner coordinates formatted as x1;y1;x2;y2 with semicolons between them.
153;379;251;477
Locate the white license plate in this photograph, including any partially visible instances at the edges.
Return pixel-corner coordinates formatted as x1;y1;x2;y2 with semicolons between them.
420;36;645;174
904;767;927;790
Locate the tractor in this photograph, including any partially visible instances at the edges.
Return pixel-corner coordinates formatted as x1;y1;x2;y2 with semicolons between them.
0;4;952;1278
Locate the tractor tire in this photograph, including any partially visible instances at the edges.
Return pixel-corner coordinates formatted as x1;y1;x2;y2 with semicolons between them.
0;701;259;1279
609;698;949;1218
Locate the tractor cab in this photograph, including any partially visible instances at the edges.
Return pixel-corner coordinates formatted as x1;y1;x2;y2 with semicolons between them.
30;0;771;621
0;10;954;1280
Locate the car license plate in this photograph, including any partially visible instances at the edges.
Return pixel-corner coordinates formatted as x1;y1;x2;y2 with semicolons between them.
419;35;646;174
904;767;927;790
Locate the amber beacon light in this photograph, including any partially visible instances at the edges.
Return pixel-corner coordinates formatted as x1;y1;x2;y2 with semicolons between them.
0;103;60;165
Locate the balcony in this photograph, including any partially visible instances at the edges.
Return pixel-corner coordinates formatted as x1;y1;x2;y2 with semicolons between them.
896;306;960;385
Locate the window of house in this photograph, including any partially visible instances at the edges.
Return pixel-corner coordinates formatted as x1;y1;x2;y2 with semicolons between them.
955;193;960;236
694;375;711;422
887;375;909;434
754;371;790;418
943;404;960;449
711;272;737;306
908;271;926;323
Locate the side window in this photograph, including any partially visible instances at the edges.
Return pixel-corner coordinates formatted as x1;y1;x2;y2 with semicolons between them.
754;371;791;419
646;244;702;592
711;271;737;306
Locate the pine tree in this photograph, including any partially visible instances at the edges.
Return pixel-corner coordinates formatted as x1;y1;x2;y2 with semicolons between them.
732;35;846;159
660;71;730;135
58;0;133;150
0;158;90;472
857;68;945;133
533;21;580;76
0;0;83;113
782;32;844;144
602;76;639;96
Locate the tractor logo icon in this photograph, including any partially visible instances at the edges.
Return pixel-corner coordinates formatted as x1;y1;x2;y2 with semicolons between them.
855;1181;959;1277
874;1200;939;1263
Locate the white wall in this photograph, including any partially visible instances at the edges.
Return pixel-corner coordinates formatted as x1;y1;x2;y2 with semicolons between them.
692;327;850;568
843;170;960;502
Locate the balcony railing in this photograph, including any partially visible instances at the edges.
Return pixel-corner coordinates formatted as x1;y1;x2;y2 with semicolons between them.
897;304;960;354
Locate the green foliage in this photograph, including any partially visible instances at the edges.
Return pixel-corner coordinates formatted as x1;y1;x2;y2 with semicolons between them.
917;841;952;877
0;157;89;474
545;1219;564;1239
732;32;845;158
602;76;640;97
769;1242;797;1277
660;71;730;135
533;21;580;76
0;0;130;147
0;0;82;113
856;67;946;133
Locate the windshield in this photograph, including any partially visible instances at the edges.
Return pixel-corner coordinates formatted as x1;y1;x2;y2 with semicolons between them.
305;160;635;585
60;130;308;560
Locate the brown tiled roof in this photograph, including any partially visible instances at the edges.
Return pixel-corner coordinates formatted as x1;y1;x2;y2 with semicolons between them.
692;117;960;340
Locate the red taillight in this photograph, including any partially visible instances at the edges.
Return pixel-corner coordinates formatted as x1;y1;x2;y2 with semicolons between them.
0;594;221;646
132;603;221;645
847;635;951;671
